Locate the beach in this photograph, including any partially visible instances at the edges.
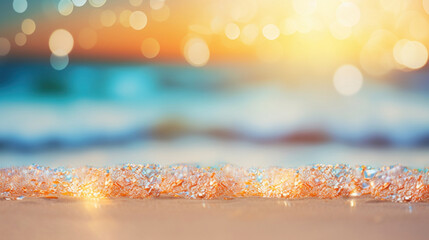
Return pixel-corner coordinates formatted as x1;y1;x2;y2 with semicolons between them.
1;1;429;239
1;197;428;240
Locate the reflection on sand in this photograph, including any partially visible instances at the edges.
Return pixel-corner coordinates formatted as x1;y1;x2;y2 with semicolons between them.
1;198;428;240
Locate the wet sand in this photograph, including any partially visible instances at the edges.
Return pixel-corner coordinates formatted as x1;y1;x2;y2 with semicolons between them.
1;197;429;240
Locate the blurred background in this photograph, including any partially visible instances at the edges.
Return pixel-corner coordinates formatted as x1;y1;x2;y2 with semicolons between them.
1;0;429;168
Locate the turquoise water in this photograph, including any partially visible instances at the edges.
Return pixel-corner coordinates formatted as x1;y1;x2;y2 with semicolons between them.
1;62;429;168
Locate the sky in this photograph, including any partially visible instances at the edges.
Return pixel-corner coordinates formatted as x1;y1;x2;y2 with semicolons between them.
0;0;427;69
0;0;428;96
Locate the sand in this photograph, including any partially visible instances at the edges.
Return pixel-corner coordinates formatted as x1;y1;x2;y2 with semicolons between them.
1;197;429;240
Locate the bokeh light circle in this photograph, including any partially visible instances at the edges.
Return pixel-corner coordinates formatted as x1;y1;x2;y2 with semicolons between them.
129;0;143;7
336;2;361;27
21;19;36;35
150;0;165;10
58;0;74;16
50;54;69;71
141;38;160;59
100;10;117;27
393;39;428;70
393;39;409;67
262;24;280;40
129;11;148;30
184;38;210;67
72;0;87;7
333;65;363;96
0;38;11;56
13;0;27;13
225;23;240;40
15;33;27;46
49;29;74;56
89;0;106;8
119;10;132;28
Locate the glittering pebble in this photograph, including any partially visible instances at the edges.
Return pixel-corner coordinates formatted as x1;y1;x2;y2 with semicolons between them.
0;164;428;202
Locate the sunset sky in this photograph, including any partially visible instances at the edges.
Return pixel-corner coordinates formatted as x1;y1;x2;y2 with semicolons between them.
0;0;428;74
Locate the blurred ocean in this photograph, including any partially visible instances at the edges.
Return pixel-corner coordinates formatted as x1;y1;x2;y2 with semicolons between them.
1;61;429;168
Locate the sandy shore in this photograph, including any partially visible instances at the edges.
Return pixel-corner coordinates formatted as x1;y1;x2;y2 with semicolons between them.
1;197;428;240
